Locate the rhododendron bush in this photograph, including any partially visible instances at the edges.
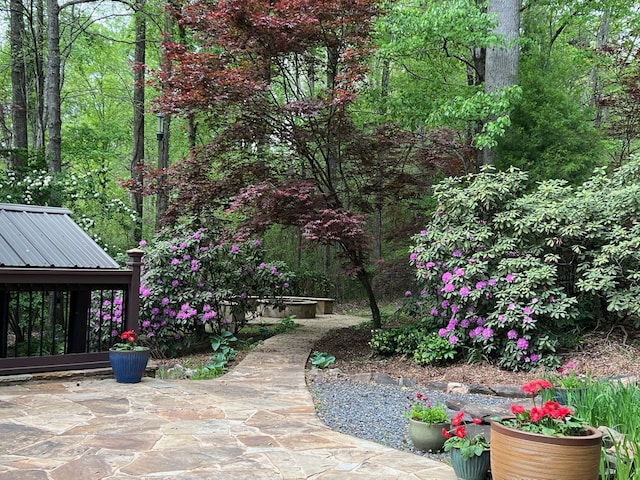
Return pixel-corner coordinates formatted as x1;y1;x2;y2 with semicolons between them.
407;161;640;370
93;227;293;357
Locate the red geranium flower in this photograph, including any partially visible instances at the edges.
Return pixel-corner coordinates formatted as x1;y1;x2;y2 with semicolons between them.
521;379;553;396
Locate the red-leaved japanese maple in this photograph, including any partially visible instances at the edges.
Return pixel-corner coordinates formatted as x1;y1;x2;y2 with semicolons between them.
152;0;465;328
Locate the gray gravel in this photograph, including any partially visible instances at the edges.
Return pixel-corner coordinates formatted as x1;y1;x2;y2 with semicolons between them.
309;376;512;461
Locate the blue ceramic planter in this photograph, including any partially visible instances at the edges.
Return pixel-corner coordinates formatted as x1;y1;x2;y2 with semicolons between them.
109;349;151;383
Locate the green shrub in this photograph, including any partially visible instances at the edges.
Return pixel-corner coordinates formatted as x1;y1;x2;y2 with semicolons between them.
370;328;398;355
413;332;457;365
370;322;431;356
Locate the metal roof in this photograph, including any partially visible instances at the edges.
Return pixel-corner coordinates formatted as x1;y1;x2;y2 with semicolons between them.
0;203;120;269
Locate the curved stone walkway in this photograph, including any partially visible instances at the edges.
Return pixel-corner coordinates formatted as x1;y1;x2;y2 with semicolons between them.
0;315;457;479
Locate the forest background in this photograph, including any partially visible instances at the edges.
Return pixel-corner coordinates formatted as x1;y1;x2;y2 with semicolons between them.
1;0;639;341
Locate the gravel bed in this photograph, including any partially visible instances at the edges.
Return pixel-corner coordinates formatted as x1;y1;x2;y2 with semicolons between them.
308;376;513;462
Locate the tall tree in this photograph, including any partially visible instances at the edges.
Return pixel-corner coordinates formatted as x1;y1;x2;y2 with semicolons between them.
481;0;520;165
44;0;62;171
131;0;146;242
10;0;28;169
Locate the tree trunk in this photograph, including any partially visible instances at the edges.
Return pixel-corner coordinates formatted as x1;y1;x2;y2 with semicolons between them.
45;0;62;172
357;269;382;329
34;0;46;151
131;0;146;242
481;0;520;166
586;11;610;128
10;0;28;170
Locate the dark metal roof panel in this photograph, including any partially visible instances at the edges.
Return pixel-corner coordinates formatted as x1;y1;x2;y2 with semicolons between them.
0;203;120;269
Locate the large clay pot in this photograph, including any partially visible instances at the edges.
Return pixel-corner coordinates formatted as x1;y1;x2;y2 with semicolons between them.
408;419;449;452
450;448;490;480
109;349;151;383
490;420;603;480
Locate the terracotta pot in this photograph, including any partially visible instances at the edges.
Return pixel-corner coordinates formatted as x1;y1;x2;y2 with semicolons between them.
490;420;603;480
408;419;448;452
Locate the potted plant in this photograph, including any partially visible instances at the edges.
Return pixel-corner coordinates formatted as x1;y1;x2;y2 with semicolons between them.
405;393;450;452
109;330;151;383
544;361;591;405
442;411;491;480
490;379;603;480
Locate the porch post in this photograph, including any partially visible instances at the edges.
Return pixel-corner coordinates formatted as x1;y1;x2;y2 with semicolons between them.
126;248;144;332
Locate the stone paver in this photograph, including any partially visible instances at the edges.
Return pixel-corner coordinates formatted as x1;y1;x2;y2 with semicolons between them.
0;315;457;479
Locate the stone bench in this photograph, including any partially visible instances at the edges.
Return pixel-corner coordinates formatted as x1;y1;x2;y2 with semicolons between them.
259;299;318;319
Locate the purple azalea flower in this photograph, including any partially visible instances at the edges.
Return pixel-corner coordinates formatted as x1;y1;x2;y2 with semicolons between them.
452;249;462;257
451;304;460;314
460;319;470;328
505;273;516;283
449;335;459;345
430;307;439;316
507;329;518;339
459;286;470;297
426;261;435;268
441;300;450;308
438;328;447;337
482;328;494;339
405;290;412;297
444;283;455;293
442;271;453;283
517;338;529;350
231;245;240;253
454;267;465;277
476;281;486;290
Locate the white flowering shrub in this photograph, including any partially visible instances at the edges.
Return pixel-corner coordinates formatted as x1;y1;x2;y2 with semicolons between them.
0;168;138;256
